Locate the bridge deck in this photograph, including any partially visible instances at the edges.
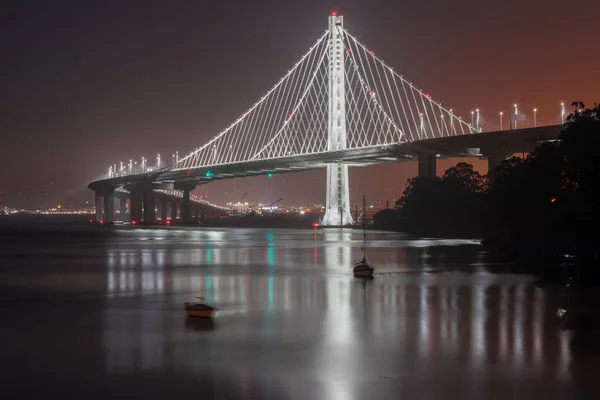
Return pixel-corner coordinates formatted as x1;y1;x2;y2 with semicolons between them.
89;125;563;191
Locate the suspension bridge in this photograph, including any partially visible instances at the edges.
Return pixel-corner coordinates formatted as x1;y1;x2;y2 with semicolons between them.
89;14;562;225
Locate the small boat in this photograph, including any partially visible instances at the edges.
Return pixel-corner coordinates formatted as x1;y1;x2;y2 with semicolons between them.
353;194;374;279
184;297;215;318
353;257;374;278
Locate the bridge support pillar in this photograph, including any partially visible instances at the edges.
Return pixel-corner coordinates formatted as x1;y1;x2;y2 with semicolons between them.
486;152;506;174
418;152;437;177
119;197;128;221
322;164;353;226
103;188;115;224
143;186;155;223
130;187;143;223
181;189;192;222
160;199;168;221
94;191;103;222
170;202;178;221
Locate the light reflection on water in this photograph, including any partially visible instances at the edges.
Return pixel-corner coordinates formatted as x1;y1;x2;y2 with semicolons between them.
100;228;577;397
4;220;600;399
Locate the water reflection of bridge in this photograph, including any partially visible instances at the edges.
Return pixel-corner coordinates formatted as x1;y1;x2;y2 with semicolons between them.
103;232;572;387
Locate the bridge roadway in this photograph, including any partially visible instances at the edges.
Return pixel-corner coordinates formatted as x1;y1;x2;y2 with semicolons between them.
89;125;563;224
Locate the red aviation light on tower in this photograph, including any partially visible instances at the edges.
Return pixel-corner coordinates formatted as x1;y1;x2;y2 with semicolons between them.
331;11;337;16
424;93;431;98
369;50;375;55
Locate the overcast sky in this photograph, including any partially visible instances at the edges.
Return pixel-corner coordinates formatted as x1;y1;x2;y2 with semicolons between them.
1;0;598;207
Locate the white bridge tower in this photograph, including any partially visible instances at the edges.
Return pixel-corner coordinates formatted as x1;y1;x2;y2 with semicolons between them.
322;14;353;226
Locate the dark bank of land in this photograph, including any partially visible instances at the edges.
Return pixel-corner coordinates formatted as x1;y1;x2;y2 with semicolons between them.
374;102;600;280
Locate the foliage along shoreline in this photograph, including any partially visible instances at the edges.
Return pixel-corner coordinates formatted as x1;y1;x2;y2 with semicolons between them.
373;102;600;275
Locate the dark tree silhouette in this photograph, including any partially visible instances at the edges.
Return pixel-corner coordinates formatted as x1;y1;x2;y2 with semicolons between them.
375;101;600;265
382;163;486;237
443;162;487;193
486;143;564;262
486;102;600;264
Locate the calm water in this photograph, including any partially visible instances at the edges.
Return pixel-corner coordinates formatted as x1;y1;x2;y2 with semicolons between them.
0;218;598;399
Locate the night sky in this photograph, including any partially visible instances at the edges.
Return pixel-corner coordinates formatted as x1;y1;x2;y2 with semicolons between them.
1;0;598;208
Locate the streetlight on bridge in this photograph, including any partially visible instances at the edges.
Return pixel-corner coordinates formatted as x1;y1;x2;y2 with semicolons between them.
134;161;137;174
141;157;146;173
129;159;133;175
476;109;480;132
561;102;565;124
157;154;161;169
499;112;504;131
533;108;537;127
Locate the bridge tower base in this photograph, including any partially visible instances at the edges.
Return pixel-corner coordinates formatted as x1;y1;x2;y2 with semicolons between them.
322;163;353;226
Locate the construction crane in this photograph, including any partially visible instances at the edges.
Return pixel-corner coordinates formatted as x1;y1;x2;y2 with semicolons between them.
265;198;283;208
230;191;248;214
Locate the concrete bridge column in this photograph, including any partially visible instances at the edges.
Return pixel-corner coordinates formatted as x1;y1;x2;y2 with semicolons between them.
94;191;103;222
160;198;168;221
181;189;192;222
130;187;143;223
170;202;178;221
418;152;437;177
119;197;128;221
486;152;507;174
103;188;115;224
143;186;155;223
